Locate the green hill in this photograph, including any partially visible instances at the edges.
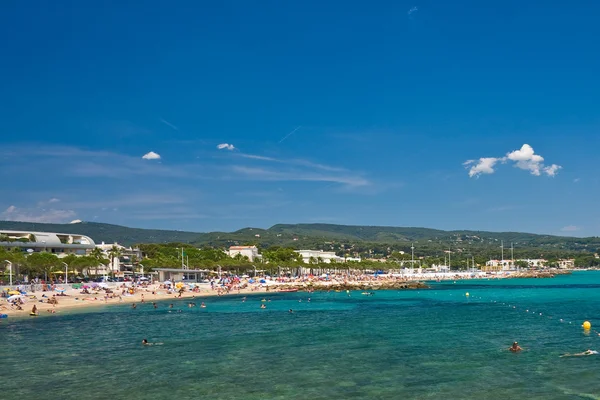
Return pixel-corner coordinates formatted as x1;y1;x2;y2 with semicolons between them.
0;221;206;246
0;221;598;255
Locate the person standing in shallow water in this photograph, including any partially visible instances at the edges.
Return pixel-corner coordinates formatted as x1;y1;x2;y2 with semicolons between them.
509;342;522;352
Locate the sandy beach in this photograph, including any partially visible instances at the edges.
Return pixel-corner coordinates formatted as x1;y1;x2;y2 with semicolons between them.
0;283;264;318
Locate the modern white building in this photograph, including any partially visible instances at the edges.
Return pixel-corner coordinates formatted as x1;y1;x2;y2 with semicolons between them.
0;230;95;256
228;245;260;262
295;250;339;263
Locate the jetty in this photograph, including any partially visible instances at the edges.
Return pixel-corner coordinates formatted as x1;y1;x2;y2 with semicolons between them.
506;269;572;279
273;280;429;292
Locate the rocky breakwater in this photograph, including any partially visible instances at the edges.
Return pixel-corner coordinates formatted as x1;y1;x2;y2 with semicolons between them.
507;269;572;279
276;280;429;292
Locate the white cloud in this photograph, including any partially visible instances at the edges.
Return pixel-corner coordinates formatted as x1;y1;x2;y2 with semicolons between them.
1;205;76;223
463;157;502;178
543;164;562;177
465;144;561;178
217;143;235;151
408;6;418;15
48;198;60;203
142;151;161;160
561;225;579;232
574;178;580;183
506;144;545;175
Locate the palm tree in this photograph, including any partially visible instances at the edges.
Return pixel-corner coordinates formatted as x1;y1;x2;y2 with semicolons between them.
89;247;108;276
107;245;123;278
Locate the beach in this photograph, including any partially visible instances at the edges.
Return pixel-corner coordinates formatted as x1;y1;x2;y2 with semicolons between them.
1;282;261;317
2;270;569;318
0;271;565;317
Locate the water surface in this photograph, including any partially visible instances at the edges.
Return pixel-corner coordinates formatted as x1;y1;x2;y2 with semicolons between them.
3;272;600;399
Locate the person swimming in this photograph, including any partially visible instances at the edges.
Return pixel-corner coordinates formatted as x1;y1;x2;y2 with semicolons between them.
561;349;599;357
142;339;163;346
509;342;522;352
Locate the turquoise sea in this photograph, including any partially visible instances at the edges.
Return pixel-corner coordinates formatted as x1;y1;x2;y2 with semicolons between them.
3;272;600;399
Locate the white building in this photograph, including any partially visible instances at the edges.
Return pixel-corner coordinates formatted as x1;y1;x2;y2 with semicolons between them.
95;242;142;276
228;245;260;262
558;259;575;269
293;250;338;264
486;258;547;270
518;259;547;268
485;259;515;270
430;264;451;272
0;230;95;256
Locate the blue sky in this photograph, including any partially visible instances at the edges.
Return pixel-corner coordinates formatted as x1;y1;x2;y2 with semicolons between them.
1;0;599;236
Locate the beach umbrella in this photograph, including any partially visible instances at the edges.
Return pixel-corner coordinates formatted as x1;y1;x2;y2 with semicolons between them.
7;294;23;302
259;279;266;284
164;280;172;285
55;287;66;293
91;282;99;288
8;290;21;295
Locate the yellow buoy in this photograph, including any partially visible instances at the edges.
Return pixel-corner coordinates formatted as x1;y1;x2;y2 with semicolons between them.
465;292;470;297
583;321;592;330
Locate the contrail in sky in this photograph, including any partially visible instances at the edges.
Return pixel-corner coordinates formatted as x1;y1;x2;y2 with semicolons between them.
160;118;179;131
279;126;302;143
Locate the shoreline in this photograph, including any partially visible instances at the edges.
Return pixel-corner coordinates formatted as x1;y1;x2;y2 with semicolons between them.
1;283;264;319
1;270;574;319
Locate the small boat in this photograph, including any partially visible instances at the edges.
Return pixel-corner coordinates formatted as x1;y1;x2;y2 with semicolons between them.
279;288;299;292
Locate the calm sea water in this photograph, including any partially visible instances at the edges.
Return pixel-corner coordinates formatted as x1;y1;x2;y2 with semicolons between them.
3;272;600;399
